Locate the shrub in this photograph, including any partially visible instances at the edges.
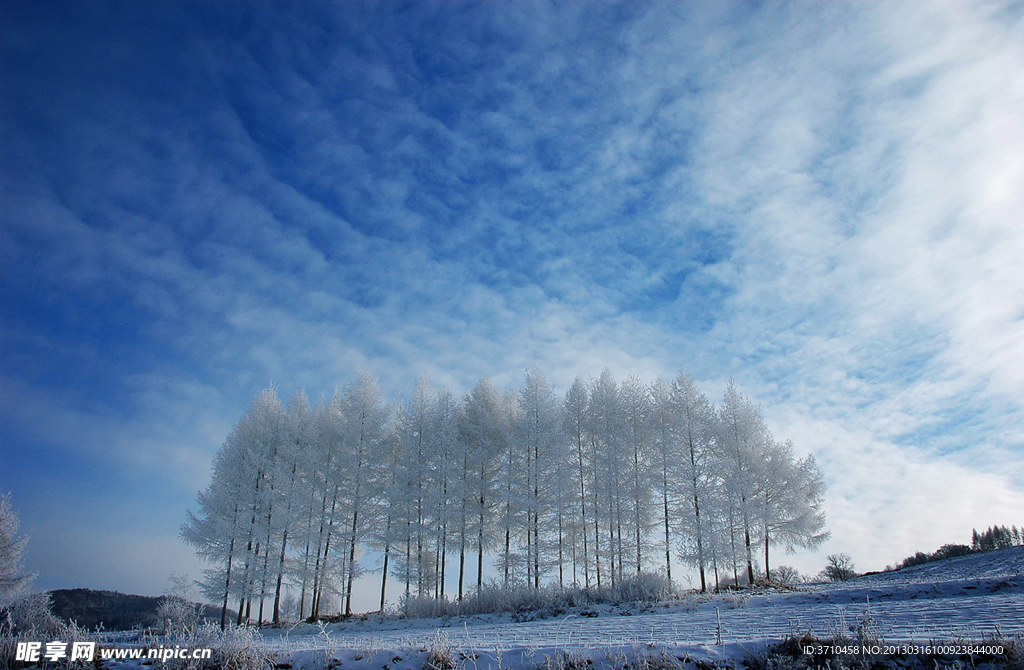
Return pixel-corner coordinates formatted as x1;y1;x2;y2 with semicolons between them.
390;574;678;621
821;553;857;582
0;593;89;669
425;631;457;670
158;595;205;635
137;621;275;670
770;566;802;585
614;572;673;603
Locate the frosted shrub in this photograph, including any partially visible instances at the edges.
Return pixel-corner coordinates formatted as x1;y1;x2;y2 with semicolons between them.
139;621;275;670
723;592;749;609
0;593;89;669
400;593;460;619
205;624;275;670
623;648;684;670
851;603;877;646
425;631;457;670
4;592;86;639
158;595;205;635
614;573;673;603
390;576;678;621
542;649;591;670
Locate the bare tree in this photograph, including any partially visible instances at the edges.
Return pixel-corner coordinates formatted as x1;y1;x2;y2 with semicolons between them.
823;553;857;581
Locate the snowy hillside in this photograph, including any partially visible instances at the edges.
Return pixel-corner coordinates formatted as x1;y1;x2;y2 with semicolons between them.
92;548;1024;670
254;547;1024;653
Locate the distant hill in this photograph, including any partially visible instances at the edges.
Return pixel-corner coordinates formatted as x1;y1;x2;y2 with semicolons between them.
48;588;230;632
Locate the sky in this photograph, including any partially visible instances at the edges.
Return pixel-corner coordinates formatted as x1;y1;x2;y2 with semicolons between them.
2;0;1024;611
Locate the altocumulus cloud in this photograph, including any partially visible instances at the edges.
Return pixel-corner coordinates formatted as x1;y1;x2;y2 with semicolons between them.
1;0;1023;597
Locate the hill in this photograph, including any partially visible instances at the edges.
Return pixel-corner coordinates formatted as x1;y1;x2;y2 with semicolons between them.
48;588;229;631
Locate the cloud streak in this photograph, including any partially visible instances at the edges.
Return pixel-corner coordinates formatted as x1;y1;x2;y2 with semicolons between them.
1;0;1023;595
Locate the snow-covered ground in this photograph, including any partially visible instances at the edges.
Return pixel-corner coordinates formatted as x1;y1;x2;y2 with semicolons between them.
99;547;1024;669
262;547;1024;655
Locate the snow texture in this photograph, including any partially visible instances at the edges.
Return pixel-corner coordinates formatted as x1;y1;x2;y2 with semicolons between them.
98;547;1024;670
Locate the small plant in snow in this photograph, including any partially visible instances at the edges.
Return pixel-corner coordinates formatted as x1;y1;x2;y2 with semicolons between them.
723;591;748;609
161;572;203;630
851;598;878;646
315;619;339;667
630;648;684;670
542;649;591;670
425;630;457;670
134;621;274;670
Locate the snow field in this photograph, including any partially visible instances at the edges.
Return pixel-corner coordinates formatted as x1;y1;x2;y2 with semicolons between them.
256;547;1024;657
97;548;1024;670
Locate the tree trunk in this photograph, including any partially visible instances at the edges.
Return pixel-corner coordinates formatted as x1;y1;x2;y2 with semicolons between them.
221;536;235;630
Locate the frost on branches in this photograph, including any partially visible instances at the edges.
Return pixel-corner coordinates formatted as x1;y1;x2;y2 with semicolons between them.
182;368;828;625
0;493;34;609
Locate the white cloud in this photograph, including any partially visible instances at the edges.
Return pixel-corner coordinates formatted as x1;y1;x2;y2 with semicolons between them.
3;0;1023;598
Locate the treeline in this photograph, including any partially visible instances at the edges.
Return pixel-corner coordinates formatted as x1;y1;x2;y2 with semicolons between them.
182;368;829;627
972;525;1023;551
889;524;1024;571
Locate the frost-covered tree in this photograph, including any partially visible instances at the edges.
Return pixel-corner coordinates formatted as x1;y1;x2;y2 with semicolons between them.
429;387;460;599
338;370;389;615
515;367;564;588
458;379;506;595
305;393;346;619
759;441;829;579
388;376;433;601
716;381;769;586
181;389;277;628
184;367;830;616
370;398;405;611
495;385;524;588
619;374;653;577
649;377;677;585
587;370;623;586
227;385;288;625
0;493;33;608
563;376;591;587
669;371;716;592
269;390;313;623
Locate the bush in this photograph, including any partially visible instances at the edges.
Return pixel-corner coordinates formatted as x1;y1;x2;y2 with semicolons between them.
614;572;673;603
390;574;679;621
895;543;976;571
137;621;275;670
821;554;857;582
3;592;86;639
1;593;89;669
770;566;802;585
158;595;205;635
933;543;973;560
425;631;457;670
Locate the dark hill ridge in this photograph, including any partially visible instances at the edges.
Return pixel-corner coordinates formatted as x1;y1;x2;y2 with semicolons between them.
48;588;229;631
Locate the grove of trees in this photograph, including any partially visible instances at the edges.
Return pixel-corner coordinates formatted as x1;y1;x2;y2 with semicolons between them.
182;368;829;626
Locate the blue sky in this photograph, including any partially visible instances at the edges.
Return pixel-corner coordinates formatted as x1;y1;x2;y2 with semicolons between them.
2;1;1024;608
